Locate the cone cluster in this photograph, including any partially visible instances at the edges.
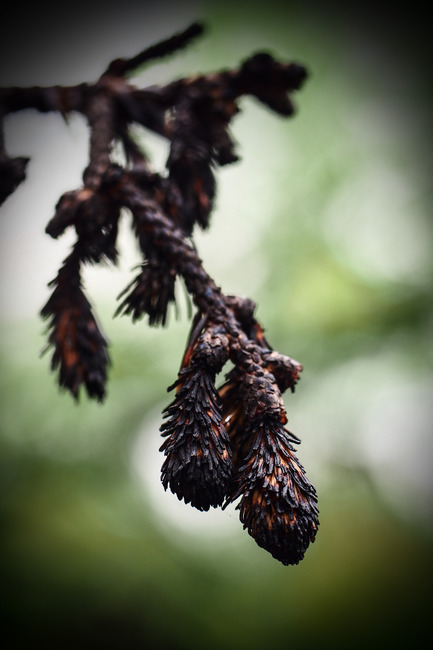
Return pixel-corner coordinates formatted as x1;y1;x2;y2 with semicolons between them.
160;314;319;565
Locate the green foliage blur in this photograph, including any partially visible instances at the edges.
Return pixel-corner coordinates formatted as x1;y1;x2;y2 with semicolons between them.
1;1;432;648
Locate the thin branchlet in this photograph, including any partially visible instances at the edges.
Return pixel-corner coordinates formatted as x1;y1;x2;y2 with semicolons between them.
104;21;205;77
0;22;318;565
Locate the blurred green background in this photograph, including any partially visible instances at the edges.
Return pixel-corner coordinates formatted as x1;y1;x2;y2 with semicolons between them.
1;1;432;648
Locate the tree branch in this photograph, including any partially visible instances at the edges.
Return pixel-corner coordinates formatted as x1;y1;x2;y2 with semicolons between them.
0;21;318;566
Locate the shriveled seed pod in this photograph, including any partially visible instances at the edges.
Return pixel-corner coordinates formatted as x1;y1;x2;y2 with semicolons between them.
227;416;318;565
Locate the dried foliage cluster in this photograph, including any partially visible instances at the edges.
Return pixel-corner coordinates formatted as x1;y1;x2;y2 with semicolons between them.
0;23;318;565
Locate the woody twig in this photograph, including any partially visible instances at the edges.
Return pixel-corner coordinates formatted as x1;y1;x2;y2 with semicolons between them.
0;22;318;565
